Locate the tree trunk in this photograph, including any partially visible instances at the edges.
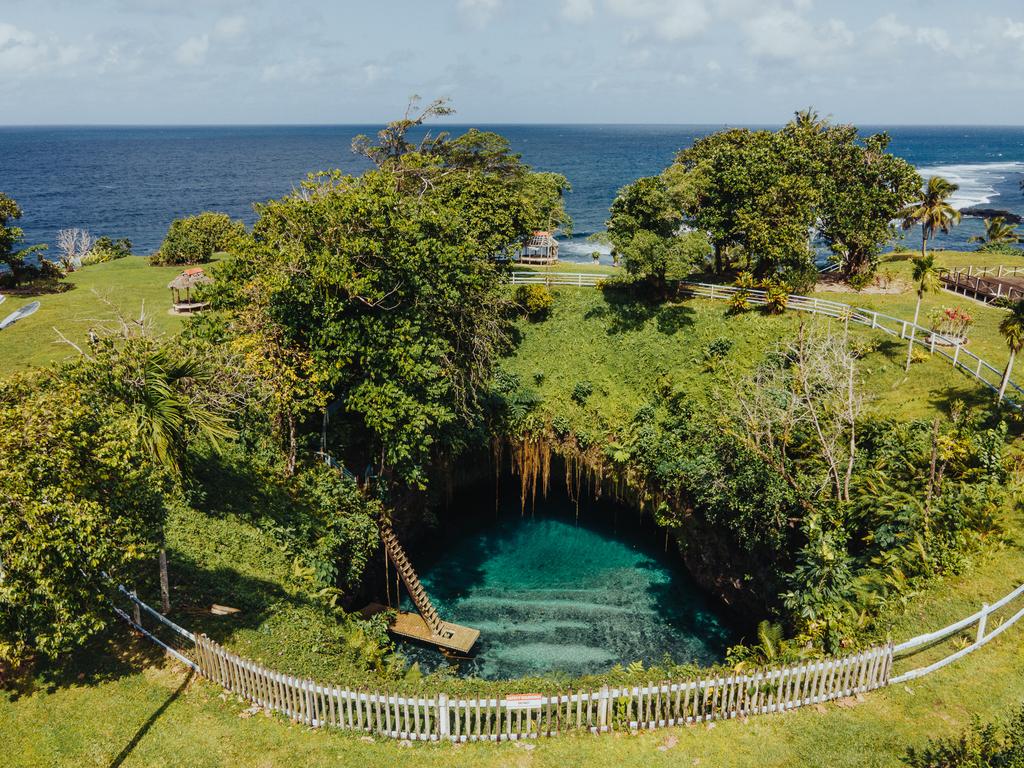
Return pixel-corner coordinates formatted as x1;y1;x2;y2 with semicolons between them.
159;547;170;614
905;295;923;371
286;414;297;476
921;230;928;260
999;348;1017;403
713;243;722;274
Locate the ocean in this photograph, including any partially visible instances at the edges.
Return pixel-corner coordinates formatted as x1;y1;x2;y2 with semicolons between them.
2;124;1024;264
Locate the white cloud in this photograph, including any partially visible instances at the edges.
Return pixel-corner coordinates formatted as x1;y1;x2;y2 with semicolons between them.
175;34;209;66
214;15;247;41
458;0;501;27
606;0;711;42
562;0;594;23
873;13;954;53
1007;19;1024;42
363;62;390;83
744;9;852;63
0;22;82;75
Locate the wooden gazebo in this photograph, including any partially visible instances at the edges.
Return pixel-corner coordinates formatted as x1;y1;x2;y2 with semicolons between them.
515;231;559;265
168;267;213;314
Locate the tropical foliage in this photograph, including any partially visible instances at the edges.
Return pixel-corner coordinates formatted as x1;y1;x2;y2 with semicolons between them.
901;176;962;259
0;192;51;287
669;110;920;282
204;100;557;489
152;211;246;266
970;215;1020;252
905;703;1024;768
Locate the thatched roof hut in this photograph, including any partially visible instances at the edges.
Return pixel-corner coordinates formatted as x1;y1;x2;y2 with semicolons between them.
516;231;558;265
168;267;213;313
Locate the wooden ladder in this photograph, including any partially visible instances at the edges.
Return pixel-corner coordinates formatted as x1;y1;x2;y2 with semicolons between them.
380;523;446;636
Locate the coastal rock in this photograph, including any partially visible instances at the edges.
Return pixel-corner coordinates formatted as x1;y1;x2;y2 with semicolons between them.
960;206;1022;223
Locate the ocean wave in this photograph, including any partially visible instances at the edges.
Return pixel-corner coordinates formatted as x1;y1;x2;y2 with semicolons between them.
915;161;1024;210
555;233;612;263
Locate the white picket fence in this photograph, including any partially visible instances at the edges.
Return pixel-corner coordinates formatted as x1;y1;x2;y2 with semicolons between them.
508;272;1022;405
116;577;1024;741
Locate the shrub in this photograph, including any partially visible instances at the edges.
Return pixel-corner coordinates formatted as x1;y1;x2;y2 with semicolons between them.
571;380;593;404
761;277;790;315
905;705;1024;768
848;270;873;291
514;284;554;319
551;414;571;438
702;337;734;370
82;236;132;265
152;212;245;266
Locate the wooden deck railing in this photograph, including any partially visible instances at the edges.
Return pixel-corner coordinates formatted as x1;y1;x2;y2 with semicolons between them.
116;577;1024;741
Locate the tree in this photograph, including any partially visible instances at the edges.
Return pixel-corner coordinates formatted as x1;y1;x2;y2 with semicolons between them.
997;299;1024;403
970;216;1020;251
0;372;167;667
73;336;236;613
208;105;541;490
618;229;710;297
152;212;246;266
905;254;943;371
606;174;710;295
809;130;921;276
0;193;47;286
56;228;94;273
900;176;961;260
667;113;921;282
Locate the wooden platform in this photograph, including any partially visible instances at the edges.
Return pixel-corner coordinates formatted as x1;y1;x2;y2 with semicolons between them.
360;603;480;656
942;269;1024;304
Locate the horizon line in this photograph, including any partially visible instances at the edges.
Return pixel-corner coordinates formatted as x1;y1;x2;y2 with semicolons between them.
4;121;1024;129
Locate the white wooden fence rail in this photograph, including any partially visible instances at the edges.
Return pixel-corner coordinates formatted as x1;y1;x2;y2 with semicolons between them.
508;272;1023;405
116;577;1024;741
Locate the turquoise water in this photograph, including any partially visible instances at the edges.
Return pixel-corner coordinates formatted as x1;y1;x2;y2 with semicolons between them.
400;501;735;680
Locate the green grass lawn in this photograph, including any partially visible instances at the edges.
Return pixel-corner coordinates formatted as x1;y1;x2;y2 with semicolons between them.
0;258;187;378
4;539;1023;767
5;248;1024;765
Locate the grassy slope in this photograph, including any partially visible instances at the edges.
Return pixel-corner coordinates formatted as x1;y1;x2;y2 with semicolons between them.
3;541;1023;767
504;255;1018;432
0;258;186;378
5;249;1024;765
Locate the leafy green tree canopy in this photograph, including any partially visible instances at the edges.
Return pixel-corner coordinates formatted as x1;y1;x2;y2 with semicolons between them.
153;211;246;266
0;192;49;286
208;101;547;488
669;111;921;281
0;372;168;667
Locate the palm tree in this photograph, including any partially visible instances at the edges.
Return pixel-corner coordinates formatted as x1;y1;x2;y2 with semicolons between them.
997;299;1024;403
905;254;943;371
900;176;962;260
109;343;235;612
969;216;1020;250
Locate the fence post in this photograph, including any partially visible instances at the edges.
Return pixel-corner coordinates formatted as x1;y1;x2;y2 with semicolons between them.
598;685;609;731
977;603;990;644
438;693;450;741
131;589;142;627
999;265;1005;278
871;312;878;329
953;344;961;368
968;265;974;277
901;321;907;340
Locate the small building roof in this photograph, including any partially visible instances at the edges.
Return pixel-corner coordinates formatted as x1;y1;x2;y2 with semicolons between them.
168;267;213;292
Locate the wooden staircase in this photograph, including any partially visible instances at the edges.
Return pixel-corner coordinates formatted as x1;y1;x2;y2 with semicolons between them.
380;523;445;635
379;523;480;655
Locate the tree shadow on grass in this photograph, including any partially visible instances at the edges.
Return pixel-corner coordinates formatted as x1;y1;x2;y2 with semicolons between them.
584;289;695;336
107;668;194;768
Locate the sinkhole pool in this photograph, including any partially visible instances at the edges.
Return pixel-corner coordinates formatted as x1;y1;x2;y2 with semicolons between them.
399;496;736;680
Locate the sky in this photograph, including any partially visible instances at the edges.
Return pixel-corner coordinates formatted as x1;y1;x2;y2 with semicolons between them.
4;0;1024;125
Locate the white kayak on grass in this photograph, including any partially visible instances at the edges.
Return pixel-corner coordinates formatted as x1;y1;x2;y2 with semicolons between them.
0;301;40;330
